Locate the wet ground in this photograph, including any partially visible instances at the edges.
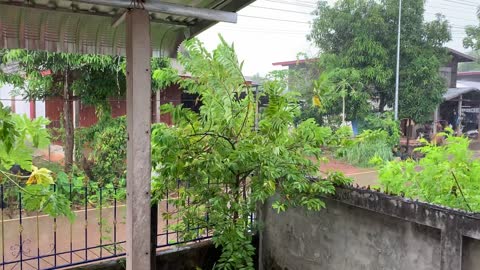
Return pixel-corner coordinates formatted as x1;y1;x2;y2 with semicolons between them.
321;140;480;188
320;158;379;187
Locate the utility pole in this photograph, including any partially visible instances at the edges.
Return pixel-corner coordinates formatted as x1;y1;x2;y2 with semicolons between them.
394;0;402;120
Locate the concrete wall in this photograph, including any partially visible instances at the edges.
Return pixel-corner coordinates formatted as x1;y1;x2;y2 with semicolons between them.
260;187;480;270
76;241;221;270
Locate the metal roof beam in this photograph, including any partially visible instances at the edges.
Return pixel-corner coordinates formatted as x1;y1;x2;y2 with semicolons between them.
75;0;238;23
0;2;190;27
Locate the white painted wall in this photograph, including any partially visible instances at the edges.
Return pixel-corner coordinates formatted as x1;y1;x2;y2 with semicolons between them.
0;83;45;118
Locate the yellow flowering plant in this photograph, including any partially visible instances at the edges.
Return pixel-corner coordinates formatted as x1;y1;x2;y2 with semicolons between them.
0;103;74;221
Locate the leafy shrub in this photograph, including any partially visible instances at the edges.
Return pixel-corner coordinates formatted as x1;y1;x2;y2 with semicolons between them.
378;135;480;212
328;125;353;147
0;103;73;220
338;129;394;167
75;116;127;185
150;37;345;269
90;117;126;183
361;112;400;147
295;105;325;126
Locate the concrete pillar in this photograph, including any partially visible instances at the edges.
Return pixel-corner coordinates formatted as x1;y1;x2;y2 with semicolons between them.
450;60;458;88
433;106;439;135
10;96;16;113
457;95;463;135
73;99;80;128
125;9;152;270
72;99;79;162
440;220;462;270
254;85;259;131
155;90;161;123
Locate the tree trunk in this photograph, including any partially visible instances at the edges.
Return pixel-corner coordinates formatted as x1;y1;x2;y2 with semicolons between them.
406;118;411;157
379;96;386;113
63;71;74;172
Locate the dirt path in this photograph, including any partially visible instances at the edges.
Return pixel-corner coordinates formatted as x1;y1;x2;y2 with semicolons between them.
321;158;379;187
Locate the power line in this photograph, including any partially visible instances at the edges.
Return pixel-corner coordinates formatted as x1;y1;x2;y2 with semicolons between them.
215;24;308;33
258;0;479;10
216;24;308;32
261;0;315;8
426;2;479;12
215;28;306;36
242;3;479;27
230;1;477;43
239;14;311;24
249;5;313;16
246;1;480;26
424;12;478;25
239;14;469;30
440;0;479;7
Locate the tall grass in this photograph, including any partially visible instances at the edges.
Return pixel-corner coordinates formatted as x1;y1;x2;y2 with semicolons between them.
337;129;394;167
343;139;393;167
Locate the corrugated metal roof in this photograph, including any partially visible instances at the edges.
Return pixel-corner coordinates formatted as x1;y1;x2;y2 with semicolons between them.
444;87;480;101
457;80;480;90
448;48;476;63
0;0;254;57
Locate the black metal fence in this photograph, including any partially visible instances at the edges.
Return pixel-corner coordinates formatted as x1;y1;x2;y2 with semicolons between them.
0;182;127;270
0;179;227;270
0;178;256;270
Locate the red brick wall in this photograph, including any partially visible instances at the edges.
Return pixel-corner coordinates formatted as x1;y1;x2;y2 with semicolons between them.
159;84;182;125
45;97;65;129
78;102;98;127
110;99;127;118
44;84;183;128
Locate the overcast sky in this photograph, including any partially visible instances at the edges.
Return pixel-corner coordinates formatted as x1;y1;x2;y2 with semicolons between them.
198;0;480;76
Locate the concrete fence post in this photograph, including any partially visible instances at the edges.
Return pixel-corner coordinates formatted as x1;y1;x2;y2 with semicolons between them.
440;218;462;270
125;8;152;270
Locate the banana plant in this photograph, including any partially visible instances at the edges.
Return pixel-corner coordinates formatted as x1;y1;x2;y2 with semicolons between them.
312;72;334;112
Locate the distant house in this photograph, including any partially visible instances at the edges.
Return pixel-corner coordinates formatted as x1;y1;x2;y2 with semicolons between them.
272;50;480;138
272;58;320;92
272;58;319;71
457;71;480;85
440;48;477;89
435;50;480;136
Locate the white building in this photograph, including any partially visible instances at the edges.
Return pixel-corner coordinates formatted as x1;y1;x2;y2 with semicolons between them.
0;83;45;119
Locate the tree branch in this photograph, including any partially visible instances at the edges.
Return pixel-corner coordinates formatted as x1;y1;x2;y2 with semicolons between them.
451;171;473;212
189;132;236;150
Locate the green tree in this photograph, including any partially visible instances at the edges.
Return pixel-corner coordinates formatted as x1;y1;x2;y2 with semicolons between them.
309;0;451;124
0;51;169;173
0;50;126;172
464;7;480;70
464;6;480;51
319;68;369;122
75;116;127;184
150;37;350;269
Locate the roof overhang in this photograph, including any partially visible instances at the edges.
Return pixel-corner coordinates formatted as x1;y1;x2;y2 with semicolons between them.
0;0;254;57
272;58;319;67
448;48;476;63
444;87;480;101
